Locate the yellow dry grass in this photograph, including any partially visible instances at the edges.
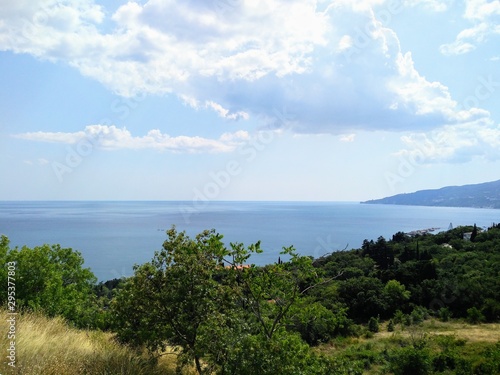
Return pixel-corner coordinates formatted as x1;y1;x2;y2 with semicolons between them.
376;320;500;343
0;309;177;375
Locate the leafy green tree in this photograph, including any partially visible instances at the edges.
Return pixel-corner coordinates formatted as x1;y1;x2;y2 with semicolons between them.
287;298;351;345
337;277;386;321
0;236;98;327
383;279;411;315
112;227;332;374
470;223;478;242
112;227;238;373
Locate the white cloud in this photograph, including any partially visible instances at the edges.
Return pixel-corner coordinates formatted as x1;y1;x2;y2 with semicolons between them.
396;120;500;163
14;125;250;153
404;0;449;12
205;101;249;120
440;0;500;55
0;0;492;134
339;134;356;142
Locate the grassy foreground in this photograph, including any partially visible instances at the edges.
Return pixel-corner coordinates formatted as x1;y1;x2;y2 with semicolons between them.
1;309;499;375
317;319;500;375
0;309;179;375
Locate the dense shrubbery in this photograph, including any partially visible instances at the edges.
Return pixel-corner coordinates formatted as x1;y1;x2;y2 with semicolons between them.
1;222;499;374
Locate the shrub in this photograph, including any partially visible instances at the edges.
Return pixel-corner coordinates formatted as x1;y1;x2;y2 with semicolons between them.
393;309;405;324
288;301;351;345
410;306;428;324
438;307;451;322
368;317;379;333
388;319;395;332
389;346;432;375
466;307;485;324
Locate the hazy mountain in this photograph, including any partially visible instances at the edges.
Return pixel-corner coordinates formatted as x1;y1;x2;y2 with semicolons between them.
362;179;500;209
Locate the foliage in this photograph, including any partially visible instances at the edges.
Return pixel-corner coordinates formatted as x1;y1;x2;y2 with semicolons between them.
466;307;485;324
5;220;500;373
287;299;351;345
0;235;99;328
438;307;451;322
112;226;332;374
388;319;395;332
368;316;379;333
388;345;432;375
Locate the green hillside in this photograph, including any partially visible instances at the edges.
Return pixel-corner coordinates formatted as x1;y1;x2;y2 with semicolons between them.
362;179;500;208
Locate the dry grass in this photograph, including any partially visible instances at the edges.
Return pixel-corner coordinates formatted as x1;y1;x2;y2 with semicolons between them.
0;309;177;375
375;319;500;343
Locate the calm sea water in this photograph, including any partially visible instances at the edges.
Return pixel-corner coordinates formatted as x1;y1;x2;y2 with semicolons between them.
1;201;499;281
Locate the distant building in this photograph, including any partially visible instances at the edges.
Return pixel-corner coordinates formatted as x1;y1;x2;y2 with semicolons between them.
463;232;473;241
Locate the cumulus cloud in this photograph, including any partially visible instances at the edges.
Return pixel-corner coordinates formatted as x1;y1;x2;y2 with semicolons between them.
339;134;356;142
395;120;500;163
404;0;449;12
0;0;492;134
440;0;500;55
14;125;250;153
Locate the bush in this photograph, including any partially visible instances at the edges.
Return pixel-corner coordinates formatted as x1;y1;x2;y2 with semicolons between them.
410;306;428;324
389;346;432;375
438;307;451;322
393;309;405;325
388;319;395;332
288;301;351;345
466;307;485;324
0;237;99;328
368;317;379;333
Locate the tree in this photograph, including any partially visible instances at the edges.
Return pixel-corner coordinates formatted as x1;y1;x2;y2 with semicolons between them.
471;223;478;242
112;227;331;374
384;279;411;315
113;227;238;373
0;236;98;327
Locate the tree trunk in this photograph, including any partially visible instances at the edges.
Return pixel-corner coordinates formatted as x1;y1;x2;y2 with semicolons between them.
195;355;203;375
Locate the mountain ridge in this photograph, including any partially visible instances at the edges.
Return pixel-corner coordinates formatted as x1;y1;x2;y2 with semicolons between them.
362;179;500;209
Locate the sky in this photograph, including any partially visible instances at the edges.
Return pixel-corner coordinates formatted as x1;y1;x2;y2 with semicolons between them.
0;0;499;202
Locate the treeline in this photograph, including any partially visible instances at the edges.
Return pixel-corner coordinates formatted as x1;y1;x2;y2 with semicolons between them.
312;223;500;324
1;223;499;374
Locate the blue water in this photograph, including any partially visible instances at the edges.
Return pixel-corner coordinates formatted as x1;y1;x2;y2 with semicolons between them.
1;201;499;281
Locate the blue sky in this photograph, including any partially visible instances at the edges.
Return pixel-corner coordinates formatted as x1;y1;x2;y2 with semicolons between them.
1;0;499;201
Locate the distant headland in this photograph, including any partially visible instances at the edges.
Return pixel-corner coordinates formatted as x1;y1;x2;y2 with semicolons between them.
362;179;500;209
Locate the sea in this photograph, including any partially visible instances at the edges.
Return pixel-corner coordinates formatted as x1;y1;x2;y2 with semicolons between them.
1;201;499;281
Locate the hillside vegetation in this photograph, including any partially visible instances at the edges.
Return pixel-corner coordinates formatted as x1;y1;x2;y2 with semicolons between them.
1;222;499;374
0;309;178;375
362;179;500;208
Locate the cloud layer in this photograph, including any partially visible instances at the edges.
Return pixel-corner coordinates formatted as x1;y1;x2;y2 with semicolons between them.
396;119;500;164
1;0;493;136
15;125;250;153
440;0;500;55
